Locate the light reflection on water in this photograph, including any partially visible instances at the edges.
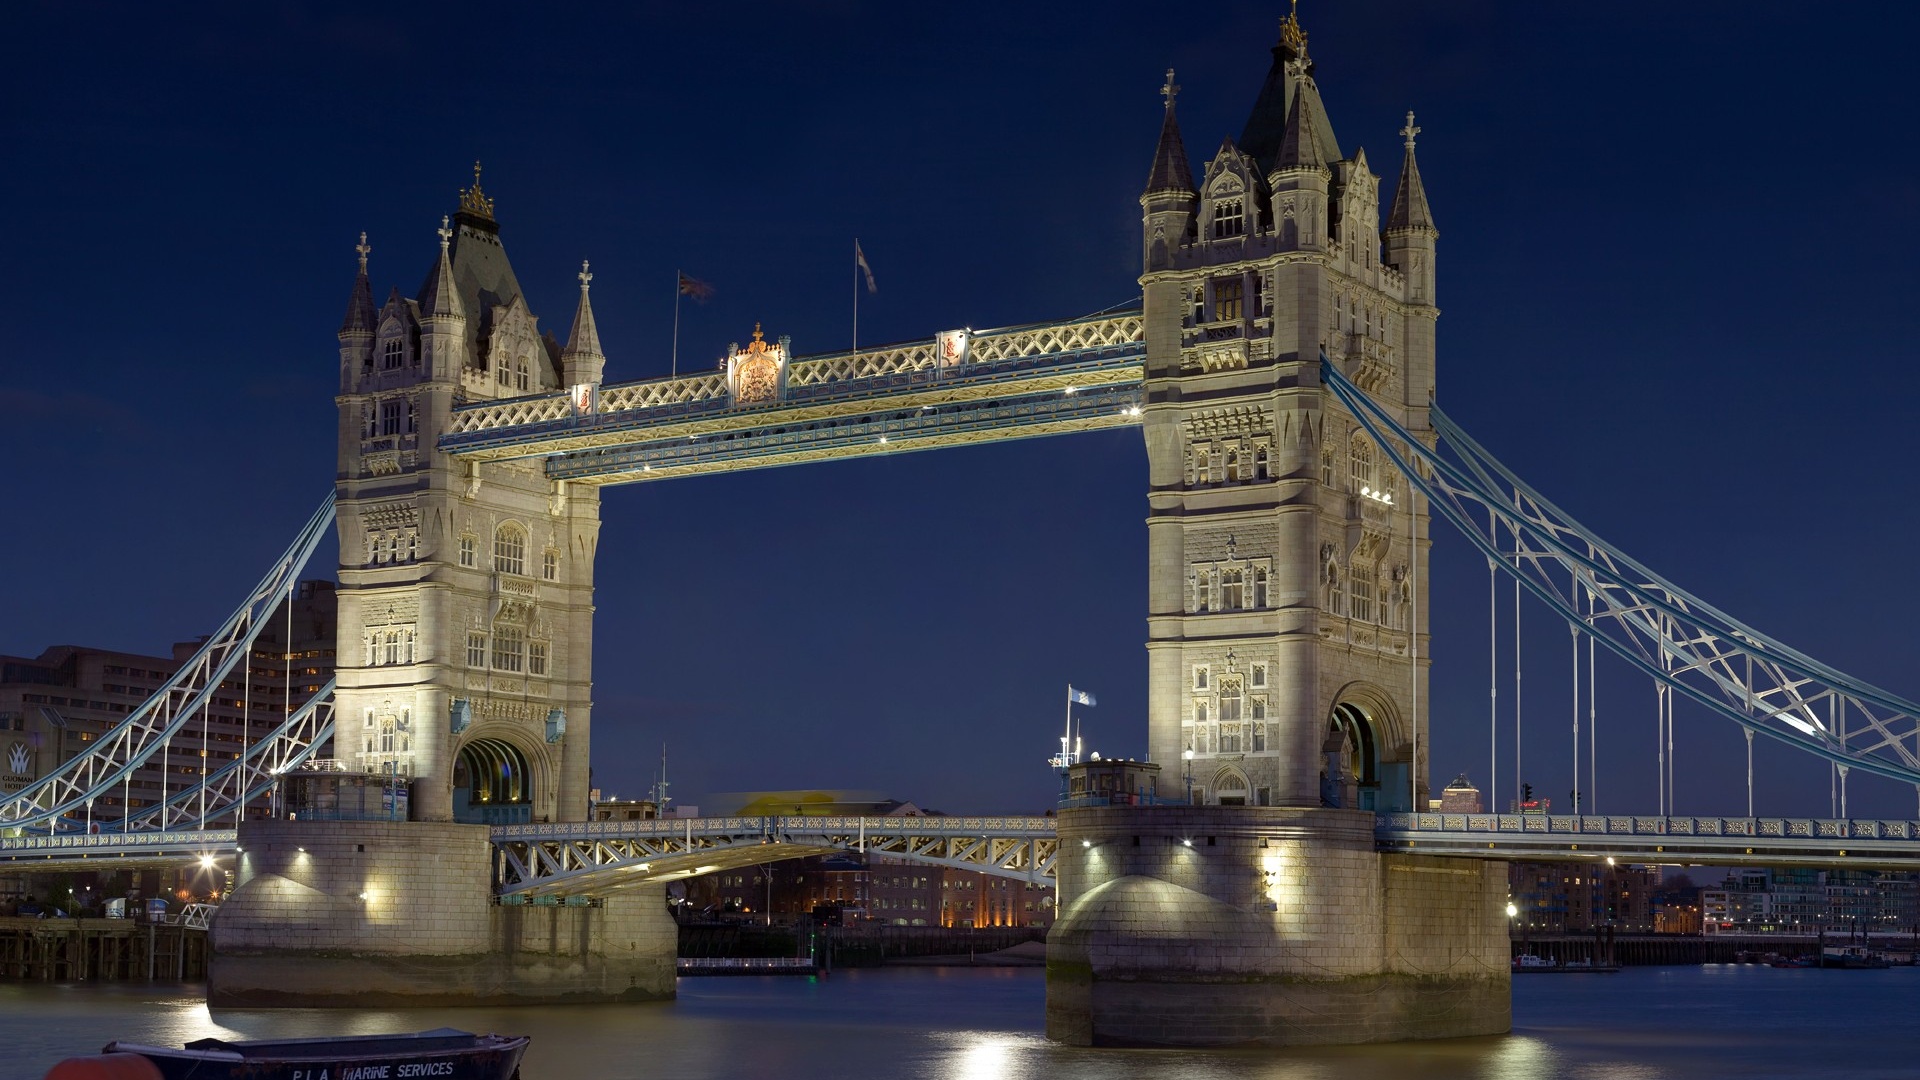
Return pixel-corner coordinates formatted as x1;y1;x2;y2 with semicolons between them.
6;965;1918;1080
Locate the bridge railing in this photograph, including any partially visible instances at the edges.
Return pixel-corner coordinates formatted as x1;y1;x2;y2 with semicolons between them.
0;829;237;853
493;814;1057;842
1379;813;1919;840
442;312;1146;441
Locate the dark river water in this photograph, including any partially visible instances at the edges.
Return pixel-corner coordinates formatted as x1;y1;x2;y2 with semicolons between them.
6;965;1918;1079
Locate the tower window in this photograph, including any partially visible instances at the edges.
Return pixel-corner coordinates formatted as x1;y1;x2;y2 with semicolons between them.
1214;278;1244;321
1221;569;1245;610
494;525;526;576
528;640;548;676
1212;199;1244;239
458;534;477;568
379;399;402;436
492;625;524;672
381;338;404;370
515;355;532;392
1253;565;1269;608
1349;436;1375;492
467;632;487;668
1193;665;1210;691
1219;677;1243;722
1350;562;1376;623
543;550;558;581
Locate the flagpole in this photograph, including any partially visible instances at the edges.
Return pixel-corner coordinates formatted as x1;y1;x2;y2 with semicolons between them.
672;270;682;378
1064;686;1074;769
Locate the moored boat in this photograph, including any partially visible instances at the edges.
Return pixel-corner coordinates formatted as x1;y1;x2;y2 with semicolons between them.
45;1028;528;1080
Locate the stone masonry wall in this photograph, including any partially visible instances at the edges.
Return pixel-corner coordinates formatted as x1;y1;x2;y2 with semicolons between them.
1047;805;1508;1046
209;820;674;1006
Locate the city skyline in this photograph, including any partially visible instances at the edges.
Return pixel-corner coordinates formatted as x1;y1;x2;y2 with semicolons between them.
5;3;1918;818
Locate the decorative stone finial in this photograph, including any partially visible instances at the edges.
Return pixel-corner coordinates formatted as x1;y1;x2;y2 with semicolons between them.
1160;68;1179;110
458;160;495;220
1401;111;1421;150
436;215;452;252
578;260;593;291
355;231;371;274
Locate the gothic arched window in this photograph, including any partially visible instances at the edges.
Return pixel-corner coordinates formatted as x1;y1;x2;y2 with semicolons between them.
1221;569;1245;610
492;625;524;672
494;525;526;576
1349;436;1375;493
542;549;559;581
1350;562;1376;623
1212;199;1244;239
382;338;404;370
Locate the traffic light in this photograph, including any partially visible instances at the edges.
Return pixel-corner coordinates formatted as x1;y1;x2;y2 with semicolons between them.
1521;782;1534;804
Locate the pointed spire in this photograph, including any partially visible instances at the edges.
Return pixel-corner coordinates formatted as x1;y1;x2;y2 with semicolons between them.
419;214;466;320
1143;68;1196;197
1386;111;1437;234
562;259;604;365
339;231;376;334
1273;56;1327;173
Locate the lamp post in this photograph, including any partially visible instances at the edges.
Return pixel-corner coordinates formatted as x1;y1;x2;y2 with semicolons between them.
1183;747;1195;805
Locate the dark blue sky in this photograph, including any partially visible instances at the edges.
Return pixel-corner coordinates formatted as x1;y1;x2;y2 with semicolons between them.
5;3;1918;819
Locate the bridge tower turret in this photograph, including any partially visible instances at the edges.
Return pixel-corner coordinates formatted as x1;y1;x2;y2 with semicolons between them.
331;167;601;825
337;232;376;391
1140;11;1435;811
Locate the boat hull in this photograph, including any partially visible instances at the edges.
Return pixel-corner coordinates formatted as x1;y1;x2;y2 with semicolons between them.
99;1030;528;1080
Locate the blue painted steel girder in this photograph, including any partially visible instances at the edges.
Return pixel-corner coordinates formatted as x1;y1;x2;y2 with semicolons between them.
544;378;1144;484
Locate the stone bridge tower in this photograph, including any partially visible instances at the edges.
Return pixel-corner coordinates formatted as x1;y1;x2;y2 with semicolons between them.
1140;12;1438;811
332;169;603;824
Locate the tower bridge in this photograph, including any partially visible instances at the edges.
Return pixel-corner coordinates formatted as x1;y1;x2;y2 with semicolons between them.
4;7;1919;1045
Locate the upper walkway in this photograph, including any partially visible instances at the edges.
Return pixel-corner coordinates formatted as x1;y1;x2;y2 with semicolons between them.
437;311;1145;484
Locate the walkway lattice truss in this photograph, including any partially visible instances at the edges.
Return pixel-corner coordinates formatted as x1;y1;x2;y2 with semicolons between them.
0;496;339;831
1324;360;1920;791
491;816;1059;898
438;312;1147;484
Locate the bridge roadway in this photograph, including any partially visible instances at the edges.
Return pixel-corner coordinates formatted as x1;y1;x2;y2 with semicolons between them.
436;311;1146;484
5;813;1918;895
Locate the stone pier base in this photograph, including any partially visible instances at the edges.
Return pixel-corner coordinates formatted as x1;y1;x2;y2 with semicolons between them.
208;820;676;1007
1046;806;1509;1046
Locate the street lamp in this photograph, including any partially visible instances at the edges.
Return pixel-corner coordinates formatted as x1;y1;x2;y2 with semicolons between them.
1183;747;1195;804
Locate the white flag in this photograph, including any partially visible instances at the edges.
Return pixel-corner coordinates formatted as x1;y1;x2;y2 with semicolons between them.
1068;686;1096;707
855;240;877;293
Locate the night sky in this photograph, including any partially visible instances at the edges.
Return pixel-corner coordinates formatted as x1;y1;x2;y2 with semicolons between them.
6;3;1918;820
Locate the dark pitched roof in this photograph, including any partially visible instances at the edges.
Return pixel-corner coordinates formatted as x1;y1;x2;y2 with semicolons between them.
1273;75;1327;173
1240;47;1341;176
1386;142;1436;234
562;273;604;364
1144;101;1196;197
339;269;376;335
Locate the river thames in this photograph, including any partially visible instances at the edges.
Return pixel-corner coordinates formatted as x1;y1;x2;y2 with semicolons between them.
7;964;1916;1079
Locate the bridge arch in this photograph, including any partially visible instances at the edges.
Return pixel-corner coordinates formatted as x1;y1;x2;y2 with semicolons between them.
1209;766;1251;806
1326;681;1406;811
453;729;548;825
